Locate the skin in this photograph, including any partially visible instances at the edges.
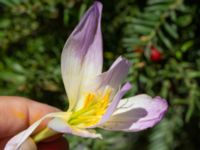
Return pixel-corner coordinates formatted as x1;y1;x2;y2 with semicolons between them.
0;96;69;150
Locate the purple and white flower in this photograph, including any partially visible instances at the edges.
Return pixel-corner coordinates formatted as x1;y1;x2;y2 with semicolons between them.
5;2;168;150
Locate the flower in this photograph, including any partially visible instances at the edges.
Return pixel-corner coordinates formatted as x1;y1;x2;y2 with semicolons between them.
5;2;168;150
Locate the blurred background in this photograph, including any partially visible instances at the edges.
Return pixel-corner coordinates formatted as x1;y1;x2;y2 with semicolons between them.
0;0;199;149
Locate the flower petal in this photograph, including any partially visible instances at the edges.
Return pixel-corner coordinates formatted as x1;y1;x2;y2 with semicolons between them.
4;112;64;150
99;94;168;131
61;2;103;110
48;118;102;139
75;56;131;110
88;82;132;128
98;82;132;125
88;56;131;94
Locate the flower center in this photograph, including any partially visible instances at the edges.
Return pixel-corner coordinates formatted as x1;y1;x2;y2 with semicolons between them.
68;87;112;127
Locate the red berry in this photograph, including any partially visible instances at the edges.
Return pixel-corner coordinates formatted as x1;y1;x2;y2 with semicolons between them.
150;46;162;62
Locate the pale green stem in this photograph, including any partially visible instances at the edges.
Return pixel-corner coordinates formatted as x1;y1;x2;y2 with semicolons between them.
32;127;59;143
32;111;71;143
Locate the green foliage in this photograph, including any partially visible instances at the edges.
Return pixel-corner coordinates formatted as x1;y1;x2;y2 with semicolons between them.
149;109;183;150
122;0;200;149
0;0;199;149
67;130;132;150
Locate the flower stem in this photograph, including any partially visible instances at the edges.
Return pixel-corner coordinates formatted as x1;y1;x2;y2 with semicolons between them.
32;127;58;143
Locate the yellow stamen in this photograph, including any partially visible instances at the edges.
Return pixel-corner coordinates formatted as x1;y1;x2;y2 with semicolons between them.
83;93;95;108
68;87;112;127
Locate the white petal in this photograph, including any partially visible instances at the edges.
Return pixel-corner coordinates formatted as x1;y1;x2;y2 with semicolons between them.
61;2;103;111
88;57;131;94
100;94;168;132
74;56;131;110
48;118;102;139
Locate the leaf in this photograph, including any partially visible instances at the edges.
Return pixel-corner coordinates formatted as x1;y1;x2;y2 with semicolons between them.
163;22;178;39
123;36;145;47
133;24;153;34
130;18;156;27
137;12;160;21
79;3;87;20
145;4;170;12
158;30;173;50
185;96;195;122
177;14;192;27
181;40;194;52
0;0;13;6
148;0;174;5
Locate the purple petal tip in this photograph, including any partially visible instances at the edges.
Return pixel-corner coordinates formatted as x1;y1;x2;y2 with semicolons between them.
155;96;168;117
122;82;132;91
120;56;132;68
148;97;168;128
94;1;103;8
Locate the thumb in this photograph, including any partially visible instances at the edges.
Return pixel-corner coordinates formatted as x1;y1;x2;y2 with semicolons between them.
19;138;37;150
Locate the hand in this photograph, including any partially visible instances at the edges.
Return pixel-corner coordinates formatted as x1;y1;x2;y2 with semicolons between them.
0;96;69;150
